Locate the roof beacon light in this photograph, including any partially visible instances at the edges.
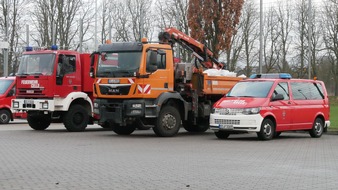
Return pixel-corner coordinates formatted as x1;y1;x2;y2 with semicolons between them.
25;46;33;51
51;45;58;50
250;73;292;79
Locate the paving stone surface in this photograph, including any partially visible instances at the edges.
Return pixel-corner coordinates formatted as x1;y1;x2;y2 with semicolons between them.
0;121;338;190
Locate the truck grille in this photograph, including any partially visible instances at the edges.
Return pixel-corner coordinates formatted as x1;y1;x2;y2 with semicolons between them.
99;85;131;95
214;119;240;125
17;88;45;97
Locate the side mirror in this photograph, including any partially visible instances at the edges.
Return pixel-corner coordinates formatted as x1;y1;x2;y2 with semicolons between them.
90;67;95;78
271;94;284;101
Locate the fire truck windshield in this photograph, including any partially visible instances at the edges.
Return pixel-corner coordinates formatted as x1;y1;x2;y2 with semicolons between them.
0;79;14;95
96;52;141;77
17;54;55;76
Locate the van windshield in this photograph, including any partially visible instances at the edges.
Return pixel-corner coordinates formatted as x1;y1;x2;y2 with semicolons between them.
227;81;274;98
0;79;14;95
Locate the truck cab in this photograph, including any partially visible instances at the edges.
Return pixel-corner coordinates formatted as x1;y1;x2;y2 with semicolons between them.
12;46;94;132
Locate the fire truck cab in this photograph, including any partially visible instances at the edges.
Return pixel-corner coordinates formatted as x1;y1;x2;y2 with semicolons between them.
12;46;94;132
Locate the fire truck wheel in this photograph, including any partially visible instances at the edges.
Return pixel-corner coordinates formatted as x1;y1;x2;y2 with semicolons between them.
183;118;209;132
64;105;89;132
214;131;230;139
257;118;275;140
27;114;51;130
309;117;324;138
153;106;181;137
112;124;136;135
0;109;11;124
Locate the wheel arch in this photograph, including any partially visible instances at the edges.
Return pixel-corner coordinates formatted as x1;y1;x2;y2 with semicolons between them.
154;92;188;120
60;92;93;115
263;115;276;129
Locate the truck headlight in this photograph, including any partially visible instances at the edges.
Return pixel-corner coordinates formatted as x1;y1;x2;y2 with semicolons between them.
12;101;19;108
42;102;49;109
94;102;99;108
242;107;260;115
131;103;142;108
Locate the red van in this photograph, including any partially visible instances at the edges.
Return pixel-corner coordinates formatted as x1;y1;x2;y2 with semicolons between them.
209;73;330;140
0;77;26;124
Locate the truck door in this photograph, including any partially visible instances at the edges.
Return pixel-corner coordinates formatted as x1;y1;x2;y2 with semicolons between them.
142;49;173;97
55;54;81;97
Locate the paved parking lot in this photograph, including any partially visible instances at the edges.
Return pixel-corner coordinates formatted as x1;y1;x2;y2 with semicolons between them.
1;120;338;190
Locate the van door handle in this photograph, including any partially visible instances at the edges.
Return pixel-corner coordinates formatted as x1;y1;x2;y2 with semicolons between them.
287;101;292;104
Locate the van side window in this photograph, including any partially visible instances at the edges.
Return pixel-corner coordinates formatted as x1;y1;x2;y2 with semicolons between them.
291;82;324;100
273;82;289;100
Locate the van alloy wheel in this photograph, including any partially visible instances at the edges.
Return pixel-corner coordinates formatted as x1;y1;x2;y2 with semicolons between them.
309;118;324;138
257;118;275;140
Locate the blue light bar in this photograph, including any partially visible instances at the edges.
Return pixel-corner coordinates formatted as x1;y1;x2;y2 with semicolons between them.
25;46;33;51
51;45;58;50
250;73;292;79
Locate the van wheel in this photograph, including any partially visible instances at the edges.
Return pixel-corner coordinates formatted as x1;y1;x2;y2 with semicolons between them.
153;106;181;137
28;114;51;130
113;124;136;135
309;118;324;138
215;131;230;139
0;110;11;124
63;105;89;132
257;118;275;140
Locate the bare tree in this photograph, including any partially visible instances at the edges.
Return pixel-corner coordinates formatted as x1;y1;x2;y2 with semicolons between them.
275;1;293;73
322;0;338;95
31;0;93;50
227;0;259;74
263;7;280;73
155;0;190;62
0;0;27;75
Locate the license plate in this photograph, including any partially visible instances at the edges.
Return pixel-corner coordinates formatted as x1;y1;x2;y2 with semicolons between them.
219;124;233;129
24;100;34;104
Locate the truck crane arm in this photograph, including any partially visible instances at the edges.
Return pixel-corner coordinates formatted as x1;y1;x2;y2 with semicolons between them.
158;27;224;69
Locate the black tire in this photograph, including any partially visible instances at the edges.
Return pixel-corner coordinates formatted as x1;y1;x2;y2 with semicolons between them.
215;131;230;139
153;106;181;137
257;118;275;140
113;124;136;135
183;118;209;132
63;105;89;132
309;118;324;138
274;132;282;138
0;109;11;124
27;114;51;130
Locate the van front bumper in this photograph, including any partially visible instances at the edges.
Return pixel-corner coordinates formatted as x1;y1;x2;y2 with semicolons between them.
209;113;264;132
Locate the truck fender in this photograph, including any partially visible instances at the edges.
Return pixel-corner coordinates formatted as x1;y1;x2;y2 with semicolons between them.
55;92;93;112
154;92;189;120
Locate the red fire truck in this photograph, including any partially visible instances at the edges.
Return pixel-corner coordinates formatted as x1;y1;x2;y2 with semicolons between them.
12;46;95;131
0;76;26;124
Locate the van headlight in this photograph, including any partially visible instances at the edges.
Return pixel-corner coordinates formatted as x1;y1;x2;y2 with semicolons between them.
242;107;260;115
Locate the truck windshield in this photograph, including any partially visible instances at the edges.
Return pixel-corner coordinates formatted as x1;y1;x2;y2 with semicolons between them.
227;81;274;98
17;54;55;76
0;79;14;95
96;52;141;77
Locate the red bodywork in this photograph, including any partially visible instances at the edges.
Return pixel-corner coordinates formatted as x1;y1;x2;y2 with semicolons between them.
0;77;26;120
16;50;93;100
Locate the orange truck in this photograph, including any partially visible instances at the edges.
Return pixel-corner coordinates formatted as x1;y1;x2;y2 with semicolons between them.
91;28;243;137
